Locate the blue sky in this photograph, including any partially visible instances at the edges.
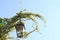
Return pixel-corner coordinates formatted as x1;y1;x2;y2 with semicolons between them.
0;0;60;40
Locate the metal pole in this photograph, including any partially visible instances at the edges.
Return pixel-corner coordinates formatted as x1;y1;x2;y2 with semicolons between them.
20;0;22;23
20;0;22;11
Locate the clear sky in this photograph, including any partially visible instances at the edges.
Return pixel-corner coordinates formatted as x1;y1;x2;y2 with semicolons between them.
0;0;60;40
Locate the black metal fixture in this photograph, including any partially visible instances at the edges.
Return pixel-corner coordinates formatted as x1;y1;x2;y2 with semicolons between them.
15;12;25;38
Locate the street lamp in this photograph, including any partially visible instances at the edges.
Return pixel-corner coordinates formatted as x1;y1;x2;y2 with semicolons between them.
15;22;25;38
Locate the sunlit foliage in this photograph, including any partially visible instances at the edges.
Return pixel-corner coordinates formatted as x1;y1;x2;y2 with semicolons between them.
0;10;46;40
